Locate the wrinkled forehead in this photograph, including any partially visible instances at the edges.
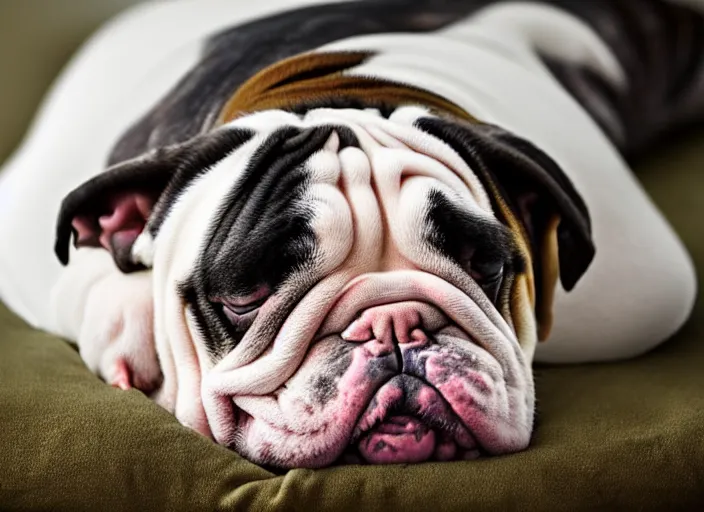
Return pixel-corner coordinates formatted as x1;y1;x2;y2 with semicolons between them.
161;107;498;288
223;106;493;207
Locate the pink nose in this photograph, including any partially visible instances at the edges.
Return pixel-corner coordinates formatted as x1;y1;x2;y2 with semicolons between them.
341;301;447;349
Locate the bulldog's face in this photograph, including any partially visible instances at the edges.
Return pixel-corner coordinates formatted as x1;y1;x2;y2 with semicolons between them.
56;107;593;468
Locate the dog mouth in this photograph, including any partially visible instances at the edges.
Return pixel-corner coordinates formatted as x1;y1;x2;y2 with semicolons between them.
200;271;533;468
357;415;454;464
338;374;482;464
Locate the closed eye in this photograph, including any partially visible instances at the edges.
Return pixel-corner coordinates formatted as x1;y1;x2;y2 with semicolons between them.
471;263;504;303
211;287;271;331
223;298;266;316
469;257;504;286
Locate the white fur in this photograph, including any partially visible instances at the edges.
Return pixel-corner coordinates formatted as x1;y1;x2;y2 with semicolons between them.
49;247;160;389
0;0;697;392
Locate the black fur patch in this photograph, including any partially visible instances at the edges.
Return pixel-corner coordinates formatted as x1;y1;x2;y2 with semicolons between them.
543;0;704;156
426;188;517;303
107;0;496;165
182;125;350;358
415;116;594;291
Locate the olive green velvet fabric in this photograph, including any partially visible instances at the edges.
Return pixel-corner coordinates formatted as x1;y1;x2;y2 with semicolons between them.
1;3;704;510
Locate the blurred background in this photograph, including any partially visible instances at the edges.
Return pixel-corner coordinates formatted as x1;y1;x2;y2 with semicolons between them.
0;0;142;164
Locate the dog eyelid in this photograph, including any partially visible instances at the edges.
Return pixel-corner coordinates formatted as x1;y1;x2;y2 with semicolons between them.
223;297;267;315
215;298;267;332
211;285;271;309
473;266;504;304
469;260;504;283
210;286;271;329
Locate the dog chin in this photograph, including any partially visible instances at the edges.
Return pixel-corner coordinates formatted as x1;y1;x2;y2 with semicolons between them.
217;324;533;469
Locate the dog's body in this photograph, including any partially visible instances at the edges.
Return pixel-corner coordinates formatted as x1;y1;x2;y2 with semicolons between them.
0;0;701;468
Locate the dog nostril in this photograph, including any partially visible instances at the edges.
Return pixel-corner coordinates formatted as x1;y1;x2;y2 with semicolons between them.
406;328;429;345
341;302;437;346
341;316;374;342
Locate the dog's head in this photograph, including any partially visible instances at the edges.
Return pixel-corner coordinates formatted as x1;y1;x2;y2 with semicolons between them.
55;106;593;468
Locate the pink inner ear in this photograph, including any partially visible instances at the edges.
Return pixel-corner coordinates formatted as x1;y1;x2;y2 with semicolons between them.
71;192;155;254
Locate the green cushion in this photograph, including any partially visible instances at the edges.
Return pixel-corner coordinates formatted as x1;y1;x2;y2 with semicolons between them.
2;131;703;511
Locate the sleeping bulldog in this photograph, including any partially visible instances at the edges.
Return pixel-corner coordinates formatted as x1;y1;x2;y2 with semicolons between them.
0;0;701;468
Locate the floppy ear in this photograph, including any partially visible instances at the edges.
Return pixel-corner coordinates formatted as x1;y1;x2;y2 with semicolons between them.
416;117;595;338
55;128;253;273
